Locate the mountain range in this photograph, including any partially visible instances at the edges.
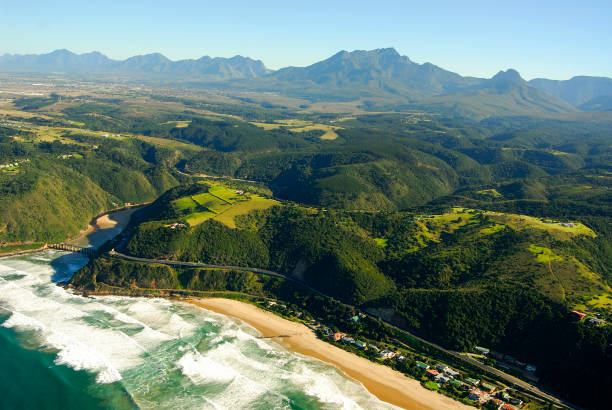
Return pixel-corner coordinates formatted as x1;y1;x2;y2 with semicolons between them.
0;49;269;79
1;48;611;118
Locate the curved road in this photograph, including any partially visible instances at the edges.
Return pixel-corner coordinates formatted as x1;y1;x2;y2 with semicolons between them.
108;250;572;408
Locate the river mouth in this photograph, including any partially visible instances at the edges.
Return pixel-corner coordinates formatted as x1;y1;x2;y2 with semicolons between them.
68;207;140;250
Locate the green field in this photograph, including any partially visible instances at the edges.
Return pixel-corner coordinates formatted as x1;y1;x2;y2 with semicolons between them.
172;182;277;228
250;120;342;140
485;211;596;240
480;223;506;235
529;244;564;262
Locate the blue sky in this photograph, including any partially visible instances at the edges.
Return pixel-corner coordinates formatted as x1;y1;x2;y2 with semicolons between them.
1;0;610;80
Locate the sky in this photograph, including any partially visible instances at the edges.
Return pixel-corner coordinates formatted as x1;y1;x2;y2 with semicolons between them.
1;0;610;80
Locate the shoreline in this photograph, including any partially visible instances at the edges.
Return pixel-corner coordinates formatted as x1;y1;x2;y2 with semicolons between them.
187;297;469;410
67;206;143;248
0;245;48;259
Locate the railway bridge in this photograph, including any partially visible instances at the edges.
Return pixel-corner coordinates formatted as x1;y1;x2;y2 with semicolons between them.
48;243;96;256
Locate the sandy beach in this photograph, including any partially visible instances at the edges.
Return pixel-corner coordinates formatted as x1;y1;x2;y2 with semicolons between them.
188;298;469;410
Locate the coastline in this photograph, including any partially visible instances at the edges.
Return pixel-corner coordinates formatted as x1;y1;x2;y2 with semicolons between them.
0;245;48;258
188;297;469;410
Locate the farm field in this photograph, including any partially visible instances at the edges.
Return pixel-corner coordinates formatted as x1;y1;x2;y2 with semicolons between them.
250;119;342;139
172;181;277;228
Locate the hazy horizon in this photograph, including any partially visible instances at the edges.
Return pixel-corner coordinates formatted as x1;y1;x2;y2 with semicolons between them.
1;0;611;81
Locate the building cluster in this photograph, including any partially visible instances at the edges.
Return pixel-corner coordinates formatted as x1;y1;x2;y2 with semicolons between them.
167;222;186;230
571;310;606;326
0;158;29;169
416;360;523;408
261;299;539;409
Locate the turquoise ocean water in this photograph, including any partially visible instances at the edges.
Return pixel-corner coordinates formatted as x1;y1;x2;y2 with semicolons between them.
0;250;395;410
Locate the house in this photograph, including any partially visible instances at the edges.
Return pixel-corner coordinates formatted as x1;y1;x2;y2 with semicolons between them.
499;391;511;401
480;382;496;393
571;310;587;321
332;332;346;341
235;190;244;195
415;361;429;370
396;355;406;362
349;315;360;323
341;336;355;344
508;397;523;406
468;388;485;402
445;368;459;378
587;317;605;326
425;369;439;378
368;345;380;354
353;340;367;349
526;364;537;373
435;374;450;384
465;377;480;386
379;350;395;360
435;364;446;372
500;404;517;410
475;346;490;355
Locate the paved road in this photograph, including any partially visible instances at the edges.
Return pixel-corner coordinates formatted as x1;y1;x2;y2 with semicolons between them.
108;250;572;408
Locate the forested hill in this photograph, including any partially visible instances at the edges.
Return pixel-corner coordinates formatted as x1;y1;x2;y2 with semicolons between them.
0;131;195;243
76;179;612;408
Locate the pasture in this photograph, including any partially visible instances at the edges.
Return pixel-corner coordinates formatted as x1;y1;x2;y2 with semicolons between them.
172;181;277;228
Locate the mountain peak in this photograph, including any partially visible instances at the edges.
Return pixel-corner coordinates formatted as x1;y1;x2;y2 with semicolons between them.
492;68;523;83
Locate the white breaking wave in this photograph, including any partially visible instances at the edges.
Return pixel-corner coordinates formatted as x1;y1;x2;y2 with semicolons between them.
2;310;122;383
0;252;396;409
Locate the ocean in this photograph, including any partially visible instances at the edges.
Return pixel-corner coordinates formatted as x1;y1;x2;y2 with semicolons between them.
0;250;395;410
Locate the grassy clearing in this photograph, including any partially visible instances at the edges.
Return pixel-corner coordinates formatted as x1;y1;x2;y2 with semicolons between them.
173;196;199;212
274;119;312;127
289;124;342;140
529;244;564;262
162;120;191;128
191;192;227;213
484;211;596;240
134;135;203;151
476;188;502;198
176;182;278;228
185;211;216;226
587;294;612;309
212;196;277;228
250;120;342;140
249;122;283;130
374;238;388;247
0;108;53;119
480;224;506;235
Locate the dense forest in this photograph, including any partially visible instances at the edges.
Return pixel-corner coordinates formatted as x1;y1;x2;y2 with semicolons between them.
0;129;190;242
2;91;611;407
